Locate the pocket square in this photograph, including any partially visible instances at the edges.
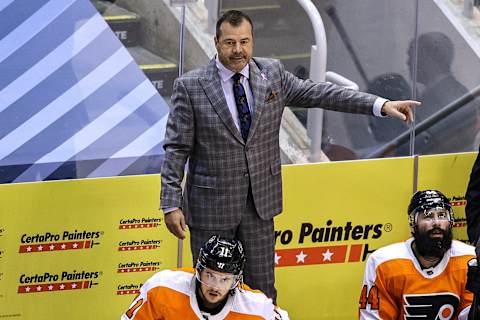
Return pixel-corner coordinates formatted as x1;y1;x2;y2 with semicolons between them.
265;91;278;102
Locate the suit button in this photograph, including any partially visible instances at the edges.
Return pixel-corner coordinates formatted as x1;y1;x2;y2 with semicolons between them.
245;147;249;152
243;172;249;177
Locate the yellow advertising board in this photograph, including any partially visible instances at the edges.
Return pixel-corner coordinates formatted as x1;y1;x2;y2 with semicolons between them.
416;152;477;243
0;153;477;319
0;175;177;319
273;157;414;319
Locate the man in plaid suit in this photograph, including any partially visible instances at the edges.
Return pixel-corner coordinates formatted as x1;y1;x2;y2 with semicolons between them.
160;10;419;302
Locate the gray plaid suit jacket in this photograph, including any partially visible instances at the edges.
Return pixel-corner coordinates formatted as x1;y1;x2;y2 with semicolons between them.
160;57;378;230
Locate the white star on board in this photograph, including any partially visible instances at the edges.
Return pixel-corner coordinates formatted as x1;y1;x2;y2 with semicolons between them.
296;251;307;263
322;249;334;261
274;252;282;265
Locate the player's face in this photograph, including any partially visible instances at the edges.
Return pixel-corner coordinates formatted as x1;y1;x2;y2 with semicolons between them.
198;268;236;306
416;208;451;237
215;19;253;73
414;208;452;257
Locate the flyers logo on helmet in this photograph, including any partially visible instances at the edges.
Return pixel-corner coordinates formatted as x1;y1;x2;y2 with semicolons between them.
404;293;459;320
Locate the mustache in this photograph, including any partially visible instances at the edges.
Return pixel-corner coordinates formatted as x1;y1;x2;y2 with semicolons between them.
428;228;447;235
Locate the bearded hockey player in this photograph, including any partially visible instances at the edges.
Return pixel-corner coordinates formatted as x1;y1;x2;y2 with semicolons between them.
358;189;479;320
122;235;288;319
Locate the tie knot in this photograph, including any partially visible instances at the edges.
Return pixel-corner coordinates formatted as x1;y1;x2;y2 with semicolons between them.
232;73;242;84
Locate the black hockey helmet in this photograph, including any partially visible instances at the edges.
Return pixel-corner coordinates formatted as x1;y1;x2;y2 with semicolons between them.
408;190;453;228
196;235;245;276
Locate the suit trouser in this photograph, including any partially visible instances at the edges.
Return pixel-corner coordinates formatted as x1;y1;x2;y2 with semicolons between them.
189;192;277;303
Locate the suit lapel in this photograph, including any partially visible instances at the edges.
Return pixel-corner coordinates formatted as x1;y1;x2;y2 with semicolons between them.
247;59;269;143
199;59;244;144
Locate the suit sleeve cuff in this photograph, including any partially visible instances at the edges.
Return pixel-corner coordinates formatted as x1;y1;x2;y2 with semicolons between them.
373;98;389;117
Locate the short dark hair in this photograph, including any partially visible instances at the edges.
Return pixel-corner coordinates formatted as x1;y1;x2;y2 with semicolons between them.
216;10;253;39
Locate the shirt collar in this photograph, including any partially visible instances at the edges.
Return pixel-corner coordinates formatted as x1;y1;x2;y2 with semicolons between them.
215;55;250;83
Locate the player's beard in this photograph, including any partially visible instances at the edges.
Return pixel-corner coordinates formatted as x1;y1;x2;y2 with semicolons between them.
414;227;452;258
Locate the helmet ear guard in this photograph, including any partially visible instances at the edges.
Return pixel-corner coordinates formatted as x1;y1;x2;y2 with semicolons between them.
407;190;454;231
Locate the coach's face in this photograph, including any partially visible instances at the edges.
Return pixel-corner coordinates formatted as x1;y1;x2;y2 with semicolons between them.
215;19;253;73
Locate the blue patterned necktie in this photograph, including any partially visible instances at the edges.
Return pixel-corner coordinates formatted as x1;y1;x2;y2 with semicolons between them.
232;73;252;142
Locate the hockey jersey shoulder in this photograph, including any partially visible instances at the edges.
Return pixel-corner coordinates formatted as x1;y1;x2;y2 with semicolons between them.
141;268;195;296
367;240;411;268
231;287;278;318
450;240;475;258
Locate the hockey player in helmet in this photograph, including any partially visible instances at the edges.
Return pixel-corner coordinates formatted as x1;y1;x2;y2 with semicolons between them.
122;235;288;319
359;190;478;320
408;189;454;259
195;235;246;309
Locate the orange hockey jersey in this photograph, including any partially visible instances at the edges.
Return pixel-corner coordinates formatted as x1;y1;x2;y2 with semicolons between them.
121;268;288;320
359;238;475;320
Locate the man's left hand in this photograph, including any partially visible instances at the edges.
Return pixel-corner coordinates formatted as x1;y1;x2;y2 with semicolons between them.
381;100;421;123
